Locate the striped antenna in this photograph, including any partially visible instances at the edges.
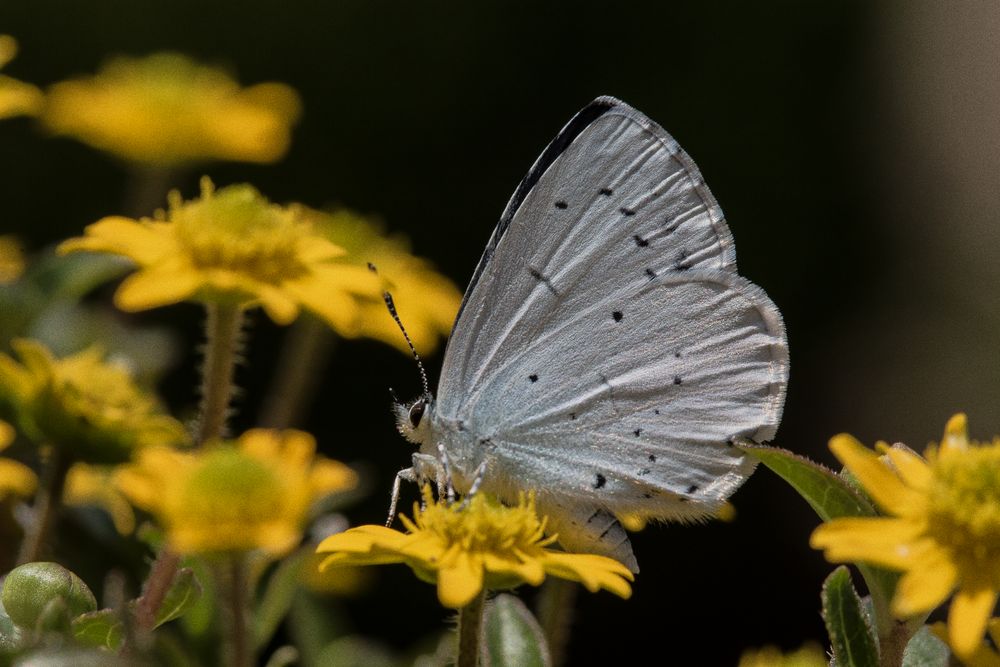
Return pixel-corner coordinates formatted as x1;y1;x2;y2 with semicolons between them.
371;263;431;397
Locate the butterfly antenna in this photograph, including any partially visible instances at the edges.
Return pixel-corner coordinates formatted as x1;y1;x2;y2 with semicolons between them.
382;289;431;398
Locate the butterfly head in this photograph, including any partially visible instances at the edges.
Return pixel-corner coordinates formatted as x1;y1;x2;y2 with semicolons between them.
394;394;434;445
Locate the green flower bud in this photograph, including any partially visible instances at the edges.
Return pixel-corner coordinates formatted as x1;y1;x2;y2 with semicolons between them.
1;562;96;629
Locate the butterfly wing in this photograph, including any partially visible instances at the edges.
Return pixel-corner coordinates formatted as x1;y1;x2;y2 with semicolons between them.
432;97;788;564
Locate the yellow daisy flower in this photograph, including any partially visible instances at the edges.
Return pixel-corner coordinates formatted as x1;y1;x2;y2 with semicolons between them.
0;235;25;284
0;36;43;120
64;463;136;534
316;488;634;609
737;644;827;667
0;419;37;500
0;339;186;464
115;429;357;557
303;208;461;355
932;619;1000;667
42;52;299;166
810;414;1000;661
58;178;380;330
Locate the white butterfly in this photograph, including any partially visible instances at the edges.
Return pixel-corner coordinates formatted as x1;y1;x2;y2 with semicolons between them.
393;96;789;571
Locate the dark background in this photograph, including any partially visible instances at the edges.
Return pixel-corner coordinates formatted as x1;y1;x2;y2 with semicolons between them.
2;1;999;664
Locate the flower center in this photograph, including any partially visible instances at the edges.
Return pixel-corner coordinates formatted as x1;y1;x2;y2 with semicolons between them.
54;350;152;424
171;182;309;284
178;448;285;525
416;492;551;556
927;442;1000;569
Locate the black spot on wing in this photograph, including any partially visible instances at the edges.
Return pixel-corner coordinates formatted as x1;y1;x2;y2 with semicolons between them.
687;484;699;494
674;375;683;385
599;187;613;196
529;374;538;383
554;200;568;209
612;310;623;322
620;206;636;216
528;267;560;296
675;248;691;271
569;412;577;420
638;468;651;476
594;473;607;489
633;234;649;247
455;98;619;321
633;428;642;436
645;268;657;279
648;454;656;462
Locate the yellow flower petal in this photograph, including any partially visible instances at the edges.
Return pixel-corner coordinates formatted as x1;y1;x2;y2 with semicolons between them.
0;458;38;499
542;552;634;599
116;263;202;311
438;549;485;608
810;517;924;570
892;545;957;615
942;413;969;454
57;217;173;265
949;587;998;659
883;444;932;492
829;434;919;514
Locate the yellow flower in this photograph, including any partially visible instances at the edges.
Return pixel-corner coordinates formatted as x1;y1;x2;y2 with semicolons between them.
0;235;25;283
316;488;634;608
0;419;37;500
810;414;1000;661
0;36;43;119
303;208;461;354
115;429;357;557
932;619;1000;667
42;52;299;166
59;178;380;329
737;644;827;667
0;339;186;464
64;463;135;534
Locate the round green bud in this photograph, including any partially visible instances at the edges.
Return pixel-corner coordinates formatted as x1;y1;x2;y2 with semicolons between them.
1;562;97;629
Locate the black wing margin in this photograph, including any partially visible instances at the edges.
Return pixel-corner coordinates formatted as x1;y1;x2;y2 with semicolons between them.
454;96;622;321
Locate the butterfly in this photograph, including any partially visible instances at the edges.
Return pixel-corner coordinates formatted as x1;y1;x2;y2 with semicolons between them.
392;96;789;571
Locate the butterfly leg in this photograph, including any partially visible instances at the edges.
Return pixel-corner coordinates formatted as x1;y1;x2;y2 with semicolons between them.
436;441;456;503
457;460;489;510
387;466;416;526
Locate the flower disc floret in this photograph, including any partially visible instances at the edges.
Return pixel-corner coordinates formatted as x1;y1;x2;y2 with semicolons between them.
0;339;186;463
115;429;356;557
317;488;633;608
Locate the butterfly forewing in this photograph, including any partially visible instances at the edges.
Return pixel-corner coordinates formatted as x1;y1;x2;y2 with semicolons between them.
438;99;740;419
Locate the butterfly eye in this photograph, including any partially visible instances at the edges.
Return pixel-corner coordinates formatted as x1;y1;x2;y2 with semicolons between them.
408;400;426;428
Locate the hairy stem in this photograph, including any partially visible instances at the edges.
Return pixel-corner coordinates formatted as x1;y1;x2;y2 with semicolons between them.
221;555;252;667
457;589;486;667
258;316;335;429
535;578;577;667
196;302;244;445
17;447;70;564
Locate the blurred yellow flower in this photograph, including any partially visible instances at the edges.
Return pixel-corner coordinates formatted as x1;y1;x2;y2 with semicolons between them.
0;36;43;119
317;488;634;609
737;643;827;667
115;429;357;557
64;463;135;534
43;52;299;166
59;178;380;329
932;619;1000;667
0;339;187;464
303;208;461;355
0;235;25;283
811;414;1000;661
0;419;37;500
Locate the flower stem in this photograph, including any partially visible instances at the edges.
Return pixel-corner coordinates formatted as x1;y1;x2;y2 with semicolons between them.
535;578;577;667
457;589;487;667
16;447;70;564
134;550;182;634
221;555;253;667
196;302;244;445
258;316;335;429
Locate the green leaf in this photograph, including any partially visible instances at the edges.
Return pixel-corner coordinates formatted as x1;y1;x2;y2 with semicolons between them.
288;590;350;667
745;444;901;636
483;594;550;667
254;548;309;649
154;568;202;628
742;445;877;521
902;625;950;667
823;566;879;667
71;609;124;650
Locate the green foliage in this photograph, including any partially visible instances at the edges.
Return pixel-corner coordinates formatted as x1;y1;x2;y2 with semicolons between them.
483;594;550;667
822;566;878;667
